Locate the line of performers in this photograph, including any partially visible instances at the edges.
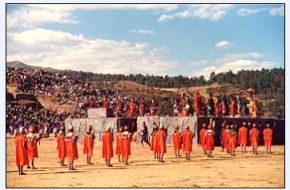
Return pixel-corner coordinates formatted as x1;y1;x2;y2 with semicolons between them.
14;121;274;175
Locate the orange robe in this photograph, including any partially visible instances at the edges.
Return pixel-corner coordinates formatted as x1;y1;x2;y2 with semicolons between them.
65;134;78;161
199;128;206;148
194;95;202;116
57;134;66;160
222;129;230;150
151;131;158;152
172;132;182;151
205;129;215;151
238;126;248;145
83;133;94;156
15;134;29;166
228;132;237;152
27;133;39;161
249;128;260;148
102;131;113;159
182;129;193;153
115;132;123;155
121;131;131;157
156;129;166;153
263;128;273;146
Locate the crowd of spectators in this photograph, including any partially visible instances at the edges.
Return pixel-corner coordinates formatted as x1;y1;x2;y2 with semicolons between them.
7;67;264;133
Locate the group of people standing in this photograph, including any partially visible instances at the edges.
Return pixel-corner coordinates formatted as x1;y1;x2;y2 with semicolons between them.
199;121;274;157
14;120;274;175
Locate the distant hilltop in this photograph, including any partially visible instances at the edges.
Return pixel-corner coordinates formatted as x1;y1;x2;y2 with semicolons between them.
7;61;59;73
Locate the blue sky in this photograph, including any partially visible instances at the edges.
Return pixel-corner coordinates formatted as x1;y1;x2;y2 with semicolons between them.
7;4;284;78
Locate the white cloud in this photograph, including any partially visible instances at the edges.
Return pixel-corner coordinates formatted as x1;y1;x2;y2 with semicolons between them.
269;5;284;16
215;40;233;48
158;4;234;22
7;4;178;30
130;29;156;35
236;5;284;17
236;8;262;16
7;28;177;76
193;52;275;79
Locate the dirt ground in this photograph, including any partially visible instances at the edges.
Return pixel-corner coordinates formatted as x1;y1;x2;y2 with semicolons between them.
6;136;284;188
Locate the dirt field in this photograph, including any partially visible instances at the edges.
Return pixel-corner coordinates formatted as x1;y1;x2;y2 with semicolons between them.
6;136;284;188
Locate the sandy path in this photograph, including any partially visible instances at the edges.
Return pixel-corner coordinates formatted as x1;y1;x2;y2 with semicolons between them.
6;137;284;188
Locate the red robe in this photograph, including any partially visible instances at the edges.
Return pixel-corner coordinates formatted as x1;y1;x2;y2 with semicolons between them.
222;129;230;150
199;128;206;148
15;134;29;166
263;128;273;146
115;132;123;155
214;102;222;116
230;99;237;117
102;131;113;159
228;132;237;152
128;102;136;117
156;129;166;153
83;133;94;156
172;131;182;151
249;128;260;148
27;133;39;161
57;134;66;160
121;131;131;157
139;103;145;116
65;134;78;161
182;129;193;153
205;129;215;151
238;126;248;145
103;100;109;108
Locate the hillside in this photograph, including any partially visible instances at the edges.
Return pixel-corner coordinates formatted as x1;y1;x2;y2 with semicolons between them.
6;61;284;117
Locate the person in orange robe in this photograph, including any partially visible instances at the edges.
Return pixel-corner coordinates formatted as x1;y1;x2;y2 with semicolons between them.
15;127;29;175
238;122;248;153
194;91;202;116
121;125;132;166
263;123;273;154
249;123;260;155
182;126;194;160
65;126;78;170
172;127;182;157
56;126;66;166
27;125;40;169
83;125;95;165
151;123;159;159
116;126;124;162
127;98;136;117
102;126;114;167
227;125;237;156
156;124;167;163
205;124;215;157
222;124;230;153
220;121;227;152
199;123;207;154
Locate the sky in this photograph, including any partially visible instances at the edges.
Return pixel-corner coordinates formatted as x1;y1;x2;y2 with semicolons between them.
6;4;284;78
